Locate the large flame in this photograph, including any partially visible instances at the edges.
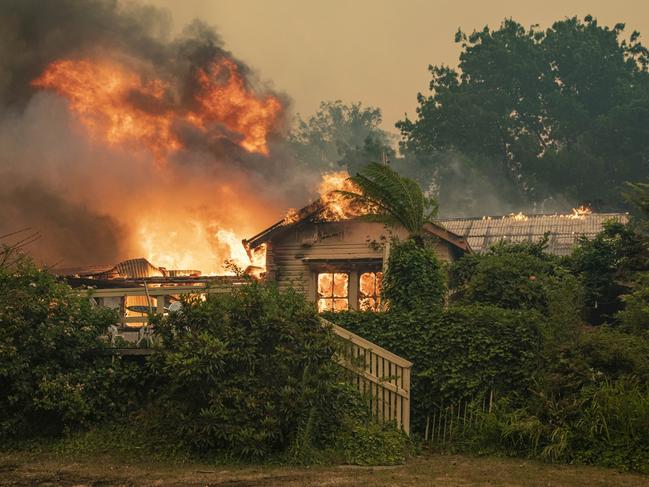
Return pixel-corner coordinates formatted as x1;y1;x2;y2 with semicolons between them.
317;170;372;221
32;59;180;158
191;59;282;155
32;57;282;158
31;56;284;275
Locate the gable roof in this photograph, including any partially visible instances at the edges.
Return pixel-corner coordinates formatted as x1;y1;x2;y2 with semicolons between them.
437;212;628;256
244;199;471;254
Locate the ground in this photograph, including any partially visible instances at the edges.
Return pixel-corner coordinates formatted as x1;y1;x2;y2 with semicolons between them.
1;452;647;486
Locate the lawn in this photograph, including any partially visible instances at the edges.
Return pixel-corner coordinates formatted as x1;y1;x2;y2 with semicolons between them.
1;452;647;486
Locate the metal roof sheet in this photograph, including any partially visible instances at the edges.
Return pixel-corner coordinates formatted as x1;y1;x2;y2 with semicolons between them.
438;212;628;254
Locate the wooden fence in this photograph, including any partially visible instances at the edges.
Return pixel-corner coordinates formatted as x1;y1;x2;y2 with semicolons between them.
88;285;412;434
424;390;494;445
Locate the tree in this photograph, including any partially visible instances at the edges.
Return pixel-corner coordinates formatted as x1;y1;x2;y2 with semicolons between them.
338;162;438;240
290;100;395;174
398;16;649;211
565;221;649;325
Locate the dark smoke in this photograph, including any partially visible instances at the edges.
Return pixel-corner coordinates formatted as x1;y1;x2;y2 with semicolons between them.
0;183;128;266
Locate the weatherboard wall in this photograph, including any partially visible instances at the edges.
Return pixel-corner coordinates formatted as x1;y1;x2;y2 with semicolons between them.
266;219;454;299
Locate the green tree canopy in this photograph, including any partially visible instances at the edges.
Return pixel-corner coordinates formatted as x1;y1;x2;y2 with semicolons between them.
290;100;395;174
398;16;649;211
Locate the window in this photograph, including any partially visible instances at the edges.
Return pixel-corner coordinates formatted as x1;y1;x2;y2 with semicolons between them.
359;271;382;311
317;272;349;312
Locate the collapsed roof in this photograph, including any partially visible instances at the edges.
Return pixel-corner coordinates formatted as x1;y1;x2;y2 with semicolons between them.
54;258;200;280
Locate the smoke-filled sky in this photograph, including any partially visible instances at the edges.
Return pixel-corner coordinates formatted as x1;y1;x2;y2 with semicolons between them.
152;0;649;131
2;0;647;270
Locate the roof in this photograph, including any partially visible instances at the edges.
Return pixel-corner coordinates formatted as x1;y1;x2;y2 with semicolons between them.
244;199;471;254
54;258;200;279
437;212;629;256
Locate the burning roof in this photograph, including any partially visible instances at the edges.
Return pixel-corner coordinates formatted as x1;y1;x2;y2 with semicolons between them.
438;211;629;255
244;189;470;254
54;257;199;280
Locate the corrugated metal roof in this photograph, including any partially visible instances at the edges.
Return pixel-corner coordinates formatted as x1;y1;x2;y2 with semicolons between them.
438;212;629;255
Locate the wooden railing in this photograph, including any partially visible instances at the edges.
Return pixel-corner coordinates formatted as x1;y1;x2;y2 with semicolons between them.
89;283;240;327
326;319;412;434
87;285;412;434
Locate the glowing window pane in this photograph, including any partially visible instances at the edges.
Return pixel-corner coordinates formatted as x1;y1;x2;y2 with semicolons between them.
333;273;349;297
317;273;333;297
317;272;349;312
359;271;382;311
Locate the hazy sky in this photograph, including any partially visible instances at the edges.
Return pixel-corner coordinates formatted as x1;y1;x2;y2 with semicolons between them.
151;0;649;133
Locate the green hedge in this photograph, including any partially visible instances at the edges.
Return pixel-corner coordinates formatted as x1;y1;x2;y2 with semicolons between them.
324;305;543;434
0;258;144;439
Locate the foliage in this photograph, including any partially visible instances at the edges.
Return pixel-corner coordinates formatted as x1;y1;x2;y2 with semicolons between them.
0;255;141;439
338;162;438;239
469;378;649;472
577;328;649;381
382;238;446;311
624;180;649;234
565;221;649;325
148;282;367;459
450;241;583;332
289;100;394;174
618;276;649;334
398;16;649;210
324;305;543;434
463;328;649;472
336;420;411;466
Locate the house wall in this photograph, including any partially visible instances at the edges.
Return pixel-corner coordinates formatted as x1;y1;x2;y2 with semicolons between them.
265;219;455;304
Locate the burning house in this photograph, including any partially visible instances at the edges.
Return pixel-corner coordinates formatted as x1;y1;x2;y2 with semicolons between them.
243;173;471;312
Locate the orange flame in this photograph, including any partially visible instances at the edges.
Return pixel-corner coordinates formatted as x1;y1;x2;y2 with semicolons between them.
32;57;282;157
32;59;180;158
191;59;282;155
317;170;373;221
568;205;592;219
31;56;283;275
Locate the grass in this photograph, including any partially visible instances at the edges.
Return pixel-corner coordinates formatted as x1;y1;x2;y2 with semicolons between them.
1;451;648;486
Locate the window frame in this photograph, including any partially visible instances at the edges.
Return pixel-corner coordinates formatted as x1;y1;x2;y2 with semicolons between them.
316;271;350;312
358;270;383;311
307;259;383;312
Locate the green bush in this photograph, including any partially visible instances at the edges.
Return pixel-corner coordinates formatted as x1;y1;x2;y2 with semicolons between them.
576;328;649;382
449;240;580;316
325;305;543;434
337;420;411;465
148;282;368;459
0;256;139;439
382;238;446;311
565;221;649;325
617;274;649;334
467;378;649;472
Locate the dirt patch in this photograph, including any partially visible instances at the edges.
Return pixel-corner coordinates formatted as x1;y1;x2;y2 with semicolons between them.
0;452;647;487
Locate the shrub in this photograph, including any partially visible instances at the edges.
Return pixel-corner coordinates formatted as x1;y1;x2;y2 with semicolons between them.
576;328;649;382
566;221;649;325
148;282;368;459
337;420;411;465
617;274;649;334
449;240;578;315
382;238;446;311
0;256;136;439
467;378;649;472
